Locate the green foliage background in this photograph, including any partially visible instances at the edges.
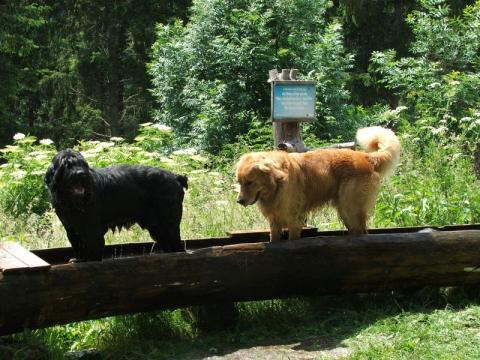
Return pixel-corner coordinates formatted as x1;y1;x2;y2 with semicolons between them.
1;0;478;153
148;0;354;152
0;0;478;228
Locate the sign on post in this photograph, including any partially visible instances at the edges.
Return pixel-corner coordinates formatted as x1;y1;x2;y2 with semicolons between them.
269;69;316;152
272;81;316;122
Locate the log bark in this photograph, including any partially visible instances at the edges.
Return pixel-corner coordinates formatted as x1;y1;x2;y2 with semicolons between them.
1;229;480;335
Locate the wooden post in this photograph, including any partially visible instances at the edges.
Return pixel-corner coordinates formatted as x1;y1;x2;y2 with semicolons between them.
270;68;311;152
1;228;480;335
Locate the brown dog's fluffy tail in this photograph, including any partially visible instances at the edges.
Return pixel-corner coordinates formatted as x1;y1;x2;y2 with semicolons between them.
356;126;401;177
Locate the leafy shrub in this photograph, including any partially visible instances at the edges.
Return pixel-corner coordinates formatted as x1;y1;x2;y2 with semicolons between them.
374;125;480;227
369;0;480;151
0;134;56;216
149;0;354;153
302;22;354;138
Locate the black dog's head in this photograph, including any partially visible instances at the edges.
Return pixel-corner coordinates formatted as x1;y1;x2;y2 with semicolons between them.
45;149;93;208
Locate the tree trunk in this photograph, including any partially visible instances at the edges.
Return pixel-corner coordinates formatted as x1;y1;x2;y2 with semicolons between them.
103;21;125;137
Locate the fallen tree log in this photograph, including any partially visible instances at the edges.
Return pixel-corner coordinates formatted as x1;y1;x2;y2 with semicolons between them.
1;227;480;335
30;224;478;265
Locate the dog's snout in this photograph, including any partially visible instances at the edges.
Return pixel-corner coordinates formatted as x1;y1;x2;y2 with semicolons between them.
237;197;245;205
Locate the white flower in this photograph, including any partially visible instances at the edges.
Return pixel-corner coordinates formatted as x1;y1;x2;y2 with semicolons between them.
31;170;46;176
173;148;197;156
13;133;25;140
142;152;156;158
152;123;172;132
451;153;462;161
393;106;408;114
81;151;96;159
160;157;175;164
12;170;26;179
430;126;448;135
215;200;229;207
102;142;115;148
39;138;53;146
190;154;208;163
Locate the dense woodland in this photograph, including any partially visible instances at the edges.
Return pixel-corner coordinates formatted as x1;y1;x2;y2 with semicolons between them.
2;0;478;153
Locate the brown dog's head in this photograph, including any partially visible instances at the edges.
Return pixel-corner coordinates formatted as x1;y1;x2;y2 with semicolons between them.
235;152;288;206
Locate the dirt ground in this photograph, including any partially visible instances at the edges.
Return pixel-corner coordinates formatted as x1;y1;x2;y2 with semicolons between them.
202;337;352;360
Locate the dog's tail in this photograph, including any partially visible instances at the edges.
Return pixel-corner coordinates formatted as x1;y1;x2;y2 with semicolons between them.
177;175;188;190
356;126;401;177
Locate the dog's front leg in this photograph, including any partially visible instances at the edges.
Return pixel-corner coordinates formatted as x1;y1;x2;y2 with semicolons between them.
269;221;282;242
287;225;302;241
65;226;82;261
287;215;305;240
77;229;105;262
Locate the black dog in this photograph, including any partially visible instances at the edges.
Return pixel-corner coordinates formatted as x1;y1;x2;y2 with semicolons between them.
45;149;187;262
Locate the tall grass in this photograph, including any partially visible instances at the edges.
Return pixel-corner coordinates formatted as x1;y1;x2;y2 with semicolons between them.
0;133;479;358
373;132;479;227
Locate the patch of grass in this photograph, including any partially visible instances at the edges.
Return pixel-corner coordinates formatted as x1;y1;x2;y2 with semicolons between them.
1;135;479;358
348;292;480;359
10;288;480;359
373;134;480;228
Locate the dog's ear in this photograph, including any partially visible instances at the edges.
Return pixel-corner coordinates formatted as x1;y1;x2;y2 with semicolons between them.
255;163;271;173
255;159;288;183
44;164;56;188
45;153;63;189
45;153;67;190
270;166;288;183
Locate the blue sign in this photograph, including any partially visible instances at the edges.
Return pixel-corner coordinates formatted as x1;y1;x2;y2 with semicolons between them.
272;81;316;121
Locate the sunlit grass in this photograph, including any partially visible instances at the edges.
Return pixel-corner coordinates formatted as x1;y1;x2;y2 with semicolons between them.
1;134;479;359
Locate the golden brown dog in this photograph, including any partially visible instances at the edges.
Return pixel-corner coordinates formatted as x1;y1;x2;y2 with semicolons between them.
235;126;401;241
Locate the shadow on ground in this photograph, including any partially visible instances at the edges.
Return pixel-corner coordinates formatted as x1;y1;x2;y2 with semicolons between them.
3;286;480;360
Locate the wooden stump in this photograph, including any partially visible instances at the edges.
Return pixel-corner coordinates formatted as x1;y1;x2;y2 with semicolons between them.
273;122;309;152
